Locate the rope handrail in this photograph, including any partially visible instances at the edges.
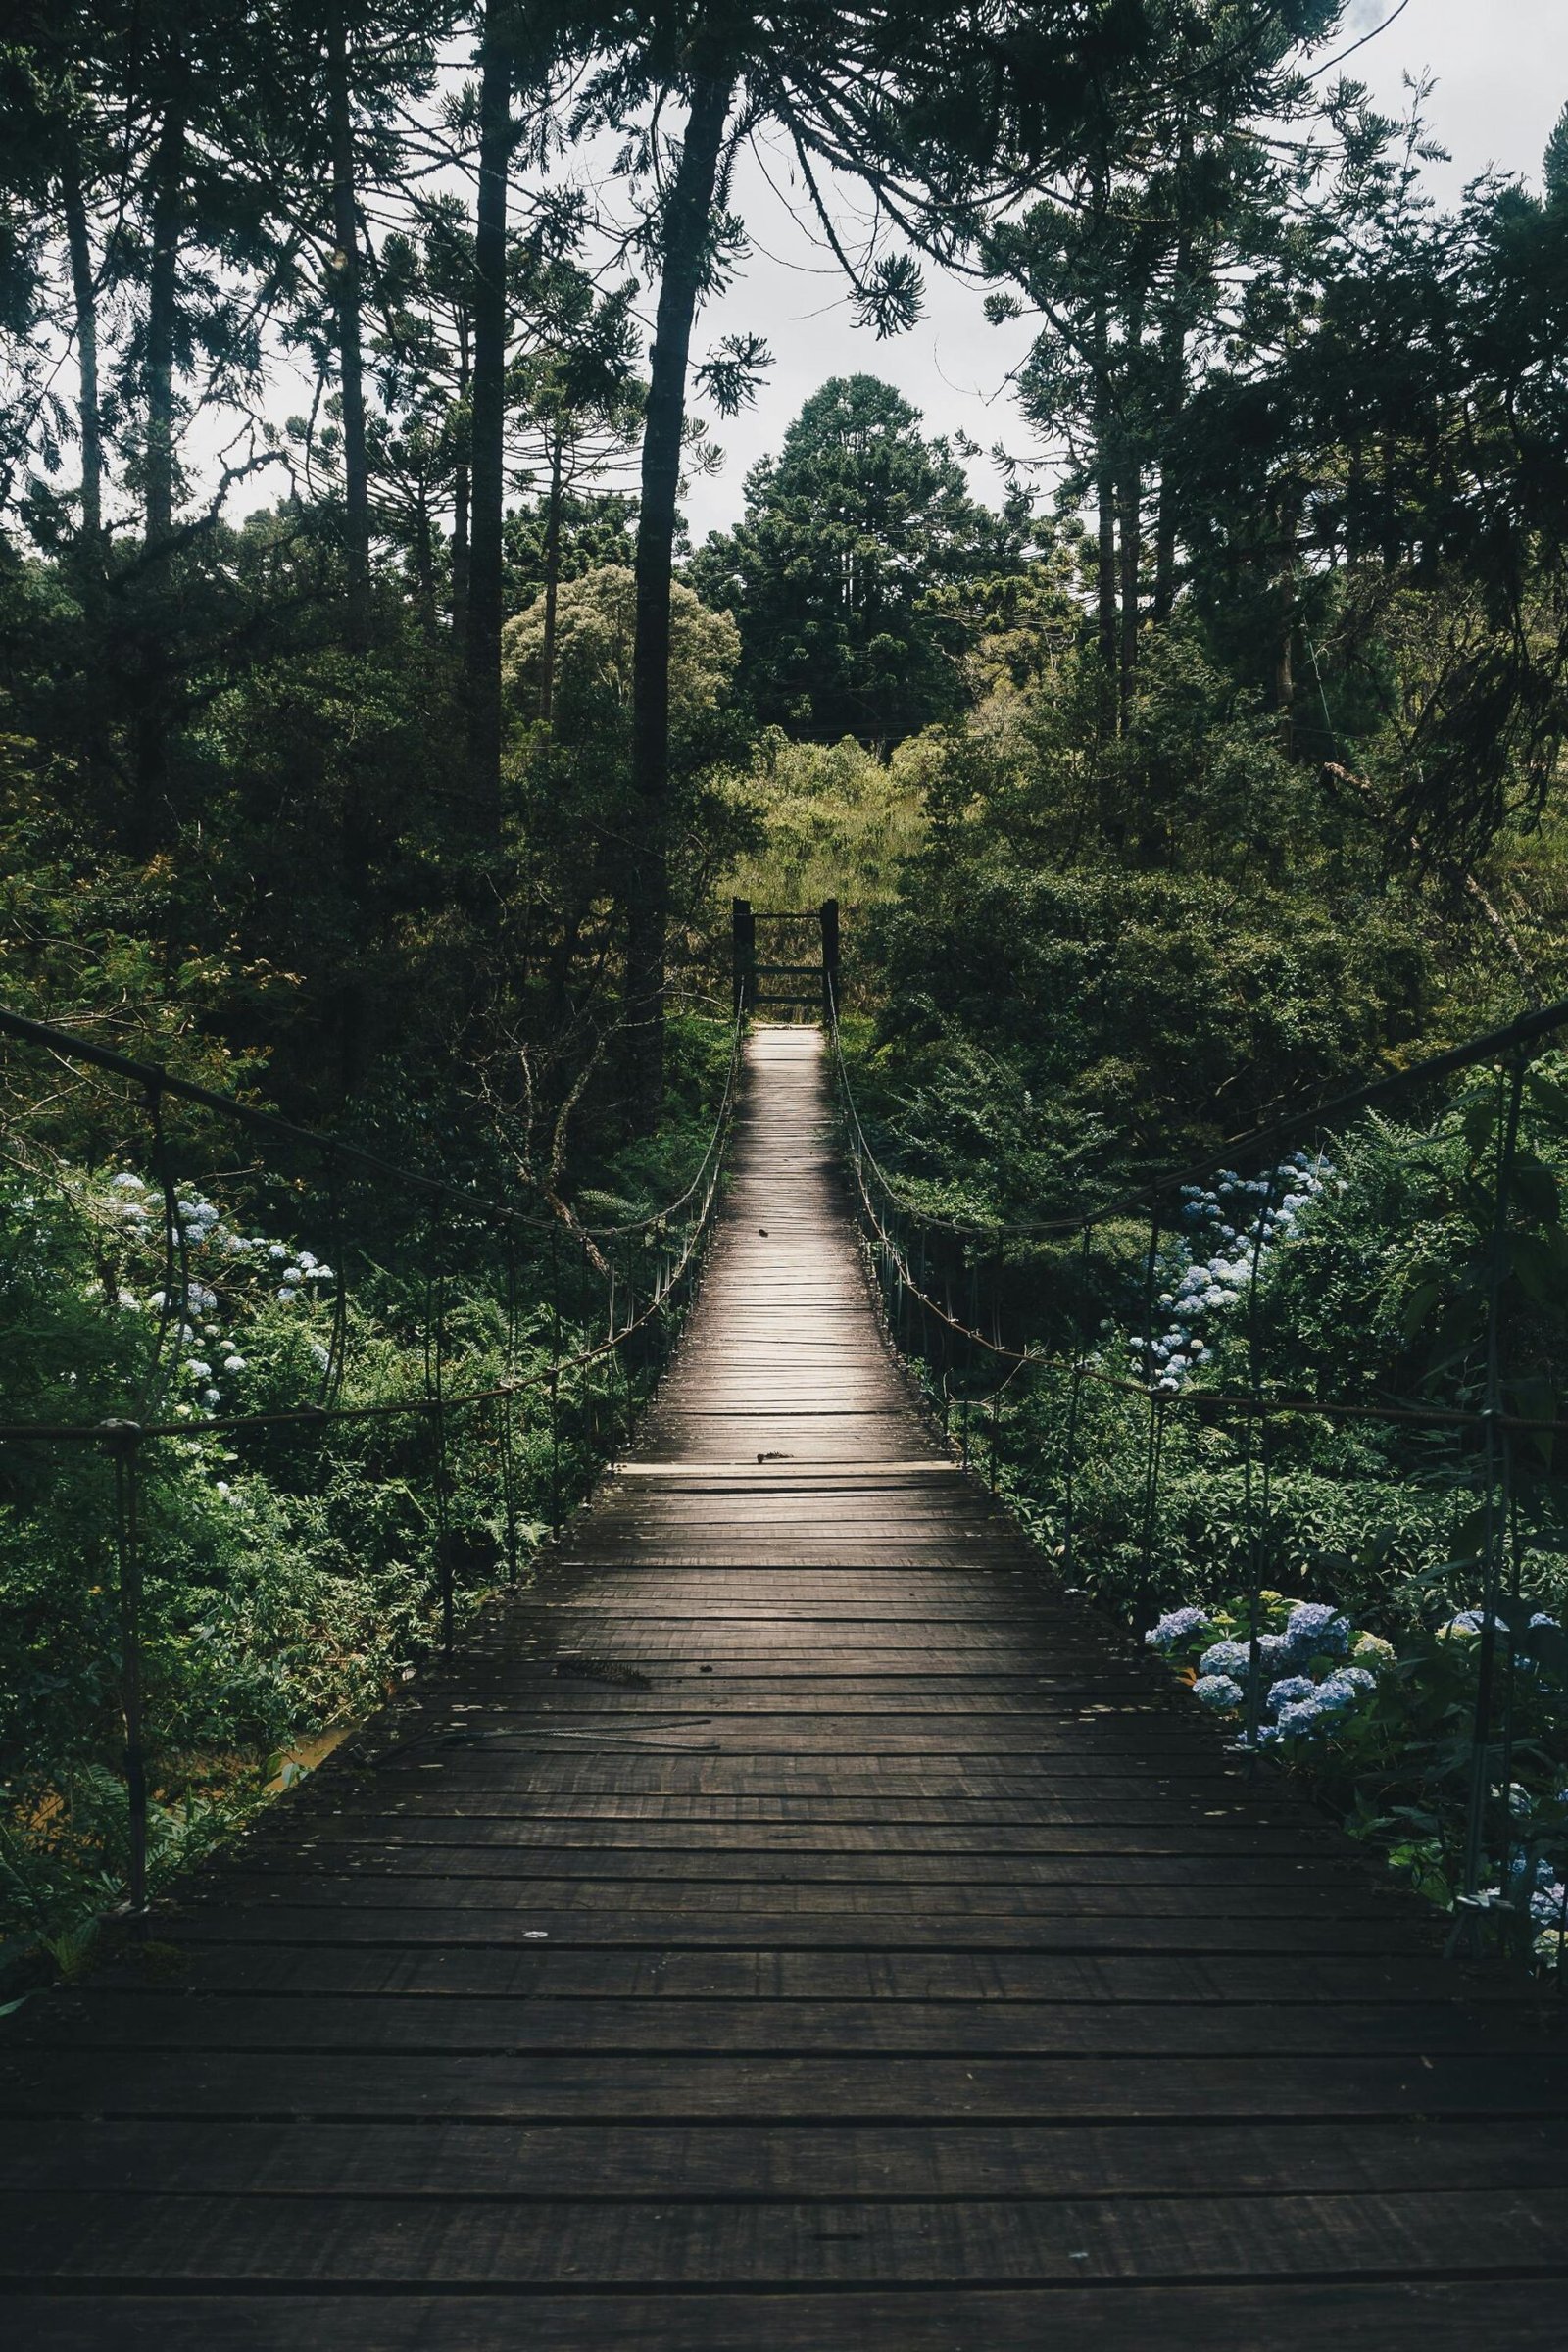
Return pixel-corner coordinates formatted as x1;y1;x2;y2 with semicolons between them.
825;980;1568;1241
840;1119;1568;1440
0;1010;742;1449
832;991;1568;1439
828;970;1564;1958
0;1110;733;1449
0;1001;741;1244
0;998;746;1922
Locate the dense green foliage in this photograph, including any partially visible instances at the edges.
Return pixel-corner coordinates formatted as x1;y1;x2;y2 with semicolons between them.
2;3;1567;1967
691;376;1040;747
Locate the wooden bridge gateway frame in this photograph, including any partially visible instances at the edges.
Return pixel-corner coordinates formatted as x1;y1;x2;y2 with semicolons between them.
2;1020;1568;2347
731;896;839;1020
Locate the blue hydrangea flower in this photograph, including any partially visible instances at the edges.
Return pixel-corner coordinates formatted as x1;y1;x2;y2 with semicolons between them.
1146;1605;1213;1653
1508;1853;1557;1891
1315;1668;1374;1712
1200;1638;1252;1680
1274;1696;1325;1739
1193;1674;1244;1711
1283;1602;1350;1662
1267;1675;1317;1714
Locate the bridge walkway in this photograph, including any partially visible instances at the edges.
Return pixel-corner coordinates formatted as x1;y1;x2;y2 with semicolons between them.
2;1027;1565;2347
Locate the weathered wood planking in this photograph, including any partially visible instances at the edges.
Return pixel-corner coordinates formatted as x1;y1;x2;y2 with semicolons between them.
1;1023;1564;2350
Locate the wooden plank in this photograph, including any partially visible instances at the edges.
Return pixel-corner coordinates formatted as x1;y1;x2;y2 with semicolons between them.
219;1851;1378;1890
7;2050;1560;2122
115;1907;1443;1952
7;2115;1565;2199
8;2186;1568;2288
5;2282;1564;2352
0;1019;1559;2346
174;1874;1417;1920
17;1993;1553;2059
80;1942;1508;2005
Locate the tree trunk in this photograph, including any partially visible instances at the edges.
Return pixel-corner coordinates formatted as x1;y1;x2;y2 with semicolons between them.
414;483;437;630
452;320;470;637
326;3;370;646
1118;455;1143;719
453;463;470;635
1152;264;1191;624
1092;301;1117;718
1380;430;1399;572
326;2;372;1100
144;92;186;546
466;5;510;841
1347;435;1366;566
134;83;186;856
1276;499;1298;751
1152;427;1180;623
1152;129;1192;627
64;167;102;553
626;68;734;1124
1118;301;1144;720
540;429;564;722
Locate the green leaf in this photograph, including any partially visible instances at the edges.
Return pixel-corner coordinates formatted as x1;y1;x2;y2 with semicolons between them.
1509;1229;1568;1305
1525;1624;1568;1679
1508;1375;1558;1426
1511;1154;1562;1225
1461;1095;1499;1158
1399;1278;1441;1336
1526;1069;1568;1129
1452;1505;1491;1557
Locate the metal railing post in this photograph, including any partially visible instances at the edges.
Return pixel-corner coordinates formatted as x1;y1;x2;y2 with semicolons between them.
106;1421;148;1923
732;898;756;1017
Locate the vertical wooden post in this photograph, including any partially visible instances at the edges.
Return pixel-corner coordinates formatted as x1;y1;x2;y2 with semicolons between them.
820;897;840;1021
501;1237;520;1584
1138;1202;1163;1596
732;898;756;1017
549;1227;563;1537
1240;1169;1278;1764
108;1424;148;1922
1456;1058;1525;1951
1061;1224;1092;1582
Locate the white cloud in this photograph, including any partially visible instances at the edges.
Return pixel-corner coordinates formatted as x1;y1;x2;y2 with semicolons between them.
680;0;1567;538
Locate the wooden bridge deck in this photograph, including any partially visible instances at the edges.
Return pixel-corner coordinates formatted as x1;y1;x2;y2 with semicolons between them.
3;1025;1567;2347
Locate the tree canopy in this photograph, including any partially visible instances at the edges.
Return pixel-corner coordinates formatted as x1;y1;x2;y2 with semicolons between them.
691;374;1037;745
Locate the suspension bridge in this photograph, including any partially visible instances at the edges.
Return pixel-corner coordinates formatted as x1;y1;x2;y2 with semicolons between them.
2;944;1568;2346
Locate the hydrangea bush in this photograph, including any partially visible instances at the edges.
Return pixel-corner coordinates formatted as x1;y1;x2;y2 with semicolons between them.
0;1155;612;1955
1146;1592;1385;1744
1146;1587;1568;1963
853;1016;1568;1973
1133;1153;1337;1392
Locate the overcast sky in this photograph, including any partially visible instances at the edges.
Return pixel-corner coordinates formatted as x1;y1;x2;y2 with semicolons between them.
194;3;1565;542
679;0;1568;539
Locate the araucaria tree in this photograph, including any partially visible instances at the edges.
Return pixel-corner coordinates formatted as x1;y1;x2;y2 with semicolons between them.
693;374;1037;745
